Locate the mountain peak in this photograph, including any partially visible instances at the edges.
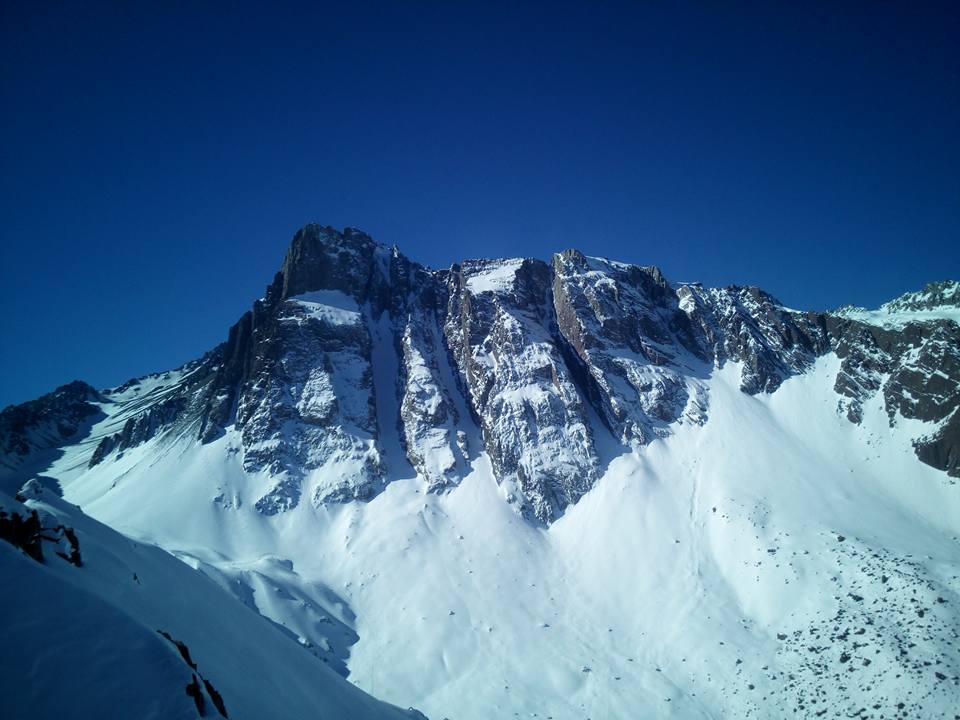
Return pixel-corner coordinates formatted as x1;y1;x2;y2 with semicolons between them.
881;279;960;313
278;224;384;300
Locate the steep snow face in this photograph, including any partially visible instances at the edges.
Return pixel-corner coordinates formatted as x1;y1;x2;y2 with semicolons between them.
290;289;363;325
0;483;424;720
21;356;959;720
399;316;469;490
390;254;473;492
464;257;525;294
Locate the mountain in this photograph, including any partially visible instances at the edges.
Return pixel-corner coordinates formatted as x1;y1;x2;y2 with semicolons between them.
2;224;958;719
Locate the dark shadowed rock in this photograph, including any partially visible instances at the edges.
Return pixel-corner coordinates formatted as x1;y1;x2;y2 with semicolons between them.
0;381;103;480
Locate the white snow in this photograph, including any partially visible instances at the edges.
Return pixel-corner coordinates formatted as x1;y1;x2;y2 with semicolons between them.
835;283;960;327
465;259;523;294
367;309;416;480
15;352;956;719
0;485;422;720
836;306;960;328
289;289;362;325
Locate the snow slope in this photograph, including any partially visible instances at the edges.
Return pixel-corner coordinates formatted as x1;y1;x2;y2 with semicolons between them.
834;307;960;328
0;482;425;720
464;258;524;294
21;354;960;720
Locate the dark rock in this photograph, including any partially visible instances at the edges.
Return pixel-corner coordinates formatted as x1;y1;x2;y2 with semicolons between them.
0;380;103;477
157;630;197;670
0;507;44;562
202;676;228;718
185;674;205;715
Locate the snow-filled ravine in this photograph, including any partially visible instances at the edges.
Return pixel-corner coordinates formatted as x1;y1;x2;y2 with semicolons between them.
24;354;960;720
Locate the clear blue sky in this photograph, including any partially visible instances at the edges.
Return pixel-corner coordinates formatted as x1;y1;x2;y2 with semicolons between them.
1;1;957;408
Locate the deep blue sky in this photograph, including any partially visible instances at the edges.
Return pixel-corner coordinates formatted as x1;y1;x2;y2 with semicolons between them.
1;1;958;408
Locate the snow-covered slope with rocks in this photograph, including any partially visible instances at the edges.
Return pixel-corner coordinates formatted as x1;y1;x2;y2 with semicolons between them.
0;481;425;720
2;224;958;719
837;280;960;328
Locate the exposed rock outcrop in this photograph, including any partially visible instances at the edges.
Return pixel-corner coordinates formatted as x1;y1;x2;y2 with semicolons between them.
0;381;103;479
11;225;956;522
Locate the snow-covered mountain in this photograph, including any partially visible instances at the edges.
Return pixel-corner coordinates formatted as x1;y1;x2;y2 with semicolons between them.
2;224;959;719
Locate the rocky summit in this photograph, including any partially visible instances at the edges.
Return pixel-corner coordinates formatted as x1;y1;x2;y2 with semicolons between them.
4;224;957;522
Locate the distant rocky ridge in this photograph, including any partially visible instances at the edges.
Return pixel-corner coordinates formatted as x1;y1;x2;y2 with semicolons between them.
0;380;103;478
880;279;960;313
3;225;957;522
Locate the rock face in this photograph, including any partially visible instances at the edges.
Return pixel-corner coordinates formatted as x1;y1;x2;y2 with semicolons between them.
201;227;394;511
444;257;599;522
5;226;958;522
829;315;960;477
240;288;384;513
552;251;708;446
880;280;960;313
0;381;103;481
